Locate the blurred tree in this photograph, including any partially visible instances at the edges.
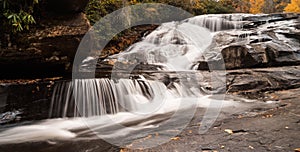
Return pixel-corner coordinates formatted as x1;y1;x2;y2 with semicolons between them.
222;0;251;12
219;0;238;11
274;0;290;12
250;0;265;13
263;0;276;13
196;0;236;14
284;0;300;12
260;0;289;13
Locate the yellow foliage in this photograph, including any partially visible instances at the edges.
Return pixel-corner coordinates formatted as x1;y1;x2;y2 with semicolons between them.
284;0;300;12
250;0;265;13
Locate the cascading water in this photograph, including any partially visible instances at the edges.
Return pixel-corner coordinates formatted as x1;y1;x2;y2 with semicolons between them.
49;79;161;118
107;22;213;70
186;14;243;31
2;13;284;147
54;14;233;118
104;14;250;71
63;14;249;121
49;78;205;118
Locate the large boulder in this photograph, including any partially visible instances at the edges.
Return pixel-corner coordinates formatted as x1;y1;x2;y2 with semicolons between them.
221;45;260;69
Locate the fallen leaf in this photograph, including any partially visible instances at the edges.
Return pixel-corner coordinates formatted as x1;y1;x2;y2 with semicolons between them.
171;137;180;140
224;129;233;134
120;149;126;152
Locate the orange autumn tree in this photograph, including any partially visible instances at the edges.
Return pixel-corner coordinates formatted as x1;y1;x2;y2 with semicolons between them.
262;0;289;13
284;0;300;12
222;0;251;13
250;0;265;13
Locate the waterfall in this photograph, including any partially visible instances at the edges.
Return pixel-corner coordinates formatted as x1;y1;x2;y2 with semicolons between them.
55;14;241;118
186;14;243;31
50;79;152;117
49;78;203;118
106;14;247;71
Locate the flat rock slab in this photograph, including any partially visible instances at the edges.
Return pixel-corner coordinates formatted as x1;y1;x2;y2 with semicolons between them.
121;88;300;152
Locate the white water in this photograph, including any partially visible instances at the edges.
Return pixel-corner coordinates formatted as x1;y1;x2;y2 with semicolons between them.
186;14;244;31
108;21;214;70
49;78;195;118
0;94;241;145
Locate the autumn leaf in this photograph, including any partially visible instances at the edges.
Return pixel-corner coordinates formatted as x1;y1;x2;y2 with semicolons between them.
224;129;233;134
170;137;180;140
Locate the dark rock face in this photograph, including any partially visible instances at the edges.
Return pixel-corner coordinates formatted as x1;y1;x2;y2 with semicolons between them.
0;0;91;77
0;10;90;78
198;13;300;70
45;0;89;14
0;78;61;120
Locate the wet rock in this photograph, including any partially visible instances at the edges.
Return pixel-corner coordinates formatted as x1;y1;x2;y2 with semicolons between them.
0;79;59;120
198;13;300;70
243;13;299;28
221;45;260;69
265;42;300;65
278;31;300;42
226;66;300;99
0;110;22;124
